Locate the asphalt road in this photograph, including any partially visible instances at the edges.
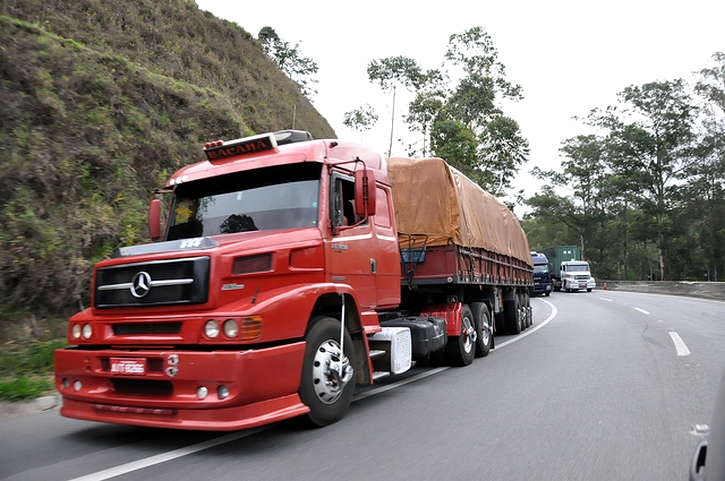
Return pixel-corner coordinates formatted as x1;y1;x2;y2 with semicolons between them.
2;290;723;480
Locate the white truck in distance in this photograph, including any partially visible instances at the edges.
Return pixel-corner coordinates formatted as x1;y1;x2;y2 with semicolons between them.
560;260;596;292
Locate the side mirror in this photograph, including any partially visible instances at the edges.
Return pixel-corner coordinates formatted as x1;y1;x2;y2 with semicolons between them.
148;198;161;241
354;169;376;217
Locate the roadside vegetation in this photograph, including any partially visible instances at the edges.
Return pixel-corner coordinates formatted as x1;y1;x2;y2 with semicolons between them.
0;2;334;340
524;53;725;282
0;339;65;401
1;1;723;400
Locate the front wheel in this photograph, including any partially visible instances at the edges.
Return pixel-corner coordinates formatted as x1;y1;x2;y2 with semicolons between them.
299;317;356;427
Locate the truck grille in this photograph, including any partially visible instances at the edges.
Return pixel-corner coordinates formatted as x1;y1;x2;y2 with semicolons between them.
95;257;210;308
575;275;589;280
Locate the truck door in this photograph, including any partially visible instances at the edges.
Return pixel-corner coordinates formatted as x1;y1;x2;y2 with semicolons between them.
327;173;378;309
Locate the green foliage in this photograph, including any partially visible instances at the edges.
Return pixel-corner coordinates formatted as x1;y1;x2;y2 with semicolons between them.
368;56;426;157
366;27;529;191
526;54;725;281
343;104;378;139
0;339;65;376
0;377;53;401
0;339;64;400
0;3;336;322
430;120;478;176
258;26;319;98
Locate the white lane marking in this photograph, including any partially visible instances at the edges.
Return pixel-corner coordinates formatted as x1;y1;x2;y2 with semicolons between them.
495;298;557;349
599;297;613;302
635;308;650;315
357;298;559;400
352;299;558;402
69;300;559;481
353;367;449;402
668;331;691;356
68;428;264;481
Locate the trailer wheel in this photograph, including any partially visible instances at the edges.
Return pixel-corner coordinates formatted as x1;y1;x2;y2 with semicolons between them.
518;293;527;331
471;302;492;358
522;292;532;328
299;317;356;427
445;305;476;366
504;295;522;334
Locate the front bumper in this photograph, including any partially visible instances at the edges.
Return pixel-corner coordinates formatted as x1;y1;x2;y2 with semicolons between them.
54;342;308;431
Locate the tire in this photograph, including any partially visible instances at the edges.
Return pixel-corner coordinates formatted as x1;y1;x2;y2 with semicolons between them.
445;304;476;366
299;317;356;427
494;311;506;334
504;295;522;334
471;302;492;358
587;288;592;292
524;292;532;328
544;291;550;297
519;293;528;330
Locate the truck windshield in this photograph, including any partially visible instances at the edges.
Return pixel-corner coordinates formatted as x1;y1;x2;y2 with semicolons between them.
534;265;549;274
166;163;321;240
567;264;589;272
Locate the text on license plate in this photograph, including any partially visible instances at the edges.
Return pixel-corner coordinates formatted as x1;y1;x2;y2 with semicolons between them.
110;358;147;375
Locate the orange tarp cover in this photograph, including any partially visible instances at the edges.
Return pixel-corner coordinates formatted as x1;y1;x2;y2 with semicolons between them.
388;157;532;266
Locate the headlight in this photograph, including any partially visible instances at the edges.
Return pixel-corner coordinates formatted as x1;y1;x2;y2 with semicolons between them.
71;324;81;339
223;319;239;338
82;324;92;339
205;320;220;338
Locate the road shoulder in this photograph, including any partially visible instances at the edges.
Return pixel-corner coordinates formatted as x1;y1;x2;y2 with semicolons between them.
0;394;60;420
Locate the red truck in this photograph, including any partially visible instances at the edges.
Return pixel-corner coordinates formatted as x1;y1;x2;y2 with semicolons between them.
54;130;534;430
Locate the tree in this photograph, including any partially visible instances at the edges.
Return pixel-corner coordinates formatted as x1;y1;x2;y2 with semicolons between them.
435;27;529;192
343;104;378;141
429;119;478;175
367;56;424;156
363;27;529;194
479;116;530;193
588;80;697;280
404;69;445;157
444;26;523;131
686;52;725;280
258;27;319;98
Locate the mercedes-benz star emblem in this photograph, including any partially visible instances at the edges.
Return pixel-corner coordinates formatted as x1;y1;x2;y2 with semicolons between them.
130;271;152;298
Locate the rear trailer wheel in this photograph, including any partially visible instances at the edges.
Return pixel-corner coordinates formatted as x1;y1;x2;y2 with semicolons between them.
471;302;492;358
522;292;532;328
299;317;356;427
518;294;527;331
504;295;522;334
445;305;476;366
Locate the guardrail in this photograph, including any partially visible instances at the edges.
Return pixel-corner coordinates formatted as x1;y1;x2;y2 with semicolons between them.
597;280;725;301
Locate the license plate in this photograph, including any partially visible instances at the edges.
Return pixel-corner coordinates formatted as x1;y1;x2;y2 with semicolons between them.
110;357;147;375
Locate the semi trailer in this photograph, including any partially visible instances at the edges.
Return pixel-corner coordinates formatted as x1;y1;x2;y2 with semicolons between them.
54;130;534;430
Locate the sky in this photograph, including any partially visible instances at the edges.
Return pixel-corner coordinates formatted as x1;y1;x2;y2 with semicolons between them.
194;0;724;213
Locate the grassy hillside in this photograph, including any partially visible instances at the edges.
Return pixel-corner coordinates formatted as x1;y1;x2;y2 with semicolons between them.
0;1;336;338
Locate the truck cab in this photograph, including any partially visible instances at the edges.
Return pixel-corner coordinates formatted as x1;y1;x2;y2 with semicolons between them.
560;260;595;292
530;251;552;296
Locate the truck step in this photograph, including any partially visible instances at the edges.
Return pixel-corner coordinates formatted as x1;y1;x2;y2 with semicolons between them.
369;349;386;359
372;371;390;381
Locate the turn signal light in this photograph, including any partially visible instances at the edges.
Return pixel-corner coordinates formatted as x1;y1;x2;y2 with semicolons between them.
241;316;262;340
